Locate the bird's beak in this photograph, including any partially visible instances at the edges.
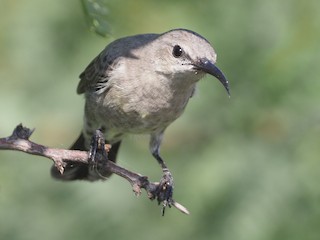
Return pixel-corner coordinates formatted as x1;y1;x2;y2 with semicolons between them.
196;59;230;96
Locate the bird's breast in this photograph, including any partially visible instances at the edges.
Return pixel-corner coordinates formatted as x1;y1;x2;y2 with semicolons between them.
93;80;195;133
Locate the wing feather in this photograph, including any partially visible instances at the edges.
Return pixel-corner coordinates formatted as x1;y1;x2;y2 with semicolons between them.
77;50;112;94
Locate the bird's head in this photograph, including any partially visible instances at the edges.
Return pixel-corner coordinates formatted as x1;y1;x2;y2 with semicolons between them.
154;29;230;96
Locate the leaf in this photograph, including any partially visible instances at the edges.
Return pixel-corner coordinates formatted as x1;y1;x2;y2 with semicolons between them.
81;0;111;37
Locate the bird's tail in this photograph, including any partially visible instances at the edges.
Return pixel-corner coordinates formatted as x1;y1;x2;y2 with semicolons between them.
50;133;121;181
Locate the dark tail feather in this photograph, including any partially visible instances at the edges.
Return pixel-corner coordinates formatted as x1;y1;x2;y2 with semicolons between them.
51;133;121;181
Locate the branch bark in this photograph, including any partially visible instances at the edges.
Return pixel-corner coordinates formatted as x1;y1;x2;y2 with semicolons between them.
0;124;189;215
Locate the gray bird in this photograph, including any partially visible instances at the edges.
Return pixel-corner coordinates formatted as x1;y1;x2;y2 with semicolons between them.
51;29;229;184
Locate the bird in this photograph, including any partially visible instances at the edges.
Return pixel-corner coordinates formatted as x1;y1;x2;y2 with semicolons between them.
51;29;229;185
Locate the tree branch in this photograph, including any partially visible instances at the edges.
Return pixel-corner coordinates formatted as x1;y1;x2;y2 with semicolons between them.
0;124;189;215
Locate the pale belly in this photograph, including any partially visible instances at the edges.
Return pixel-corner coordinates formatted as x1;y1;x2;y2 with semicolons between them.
84;80;196;142
96;99;186;134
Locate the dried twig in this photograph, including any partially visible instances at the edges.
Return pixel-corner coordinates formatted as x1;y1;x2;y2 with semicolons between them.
0;124;189;215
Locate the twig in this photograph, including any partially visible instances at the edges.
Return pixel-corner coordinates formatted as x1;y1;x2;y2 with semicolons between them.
0;124;189;215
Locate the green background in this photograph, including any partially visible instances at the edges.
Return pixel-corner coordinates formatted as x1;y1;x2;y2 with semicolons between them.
1;0;320;239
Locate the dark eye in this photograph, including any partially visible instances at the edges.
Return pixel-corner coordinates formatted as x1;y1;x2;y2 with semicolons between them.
172;45;183;58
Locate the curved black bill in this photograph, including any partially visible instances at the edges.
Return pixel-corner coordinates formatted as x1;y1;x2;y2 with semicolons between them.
196;59;230;96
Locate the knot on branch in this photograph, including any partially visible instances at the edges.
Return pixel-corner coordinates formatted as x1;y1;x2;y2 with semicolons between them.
12;124;34;140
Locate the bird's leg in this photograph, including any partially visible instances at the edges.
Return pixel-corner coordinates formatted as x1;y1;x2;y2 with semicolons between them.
150;131;174;215
88;129;110;178
152;151;174;215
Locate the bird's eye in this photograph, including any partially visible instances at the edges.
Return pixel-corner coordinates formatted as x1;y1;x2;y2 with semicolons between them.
172;45;183;58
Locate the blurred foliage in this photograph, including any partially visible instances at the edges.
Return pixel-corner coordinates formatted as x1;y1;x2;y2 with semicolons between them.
81;0;111;37
1;0;320;240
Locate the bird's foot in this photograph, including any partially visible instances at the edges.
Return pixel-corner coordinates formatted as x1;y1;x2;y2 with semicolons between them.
88;129;110;178
156;170;174;216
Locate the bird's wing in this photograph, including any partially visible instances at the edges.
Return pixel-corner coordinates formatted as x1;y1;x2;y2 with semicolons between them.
77;50;113;94
77;33;158;95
